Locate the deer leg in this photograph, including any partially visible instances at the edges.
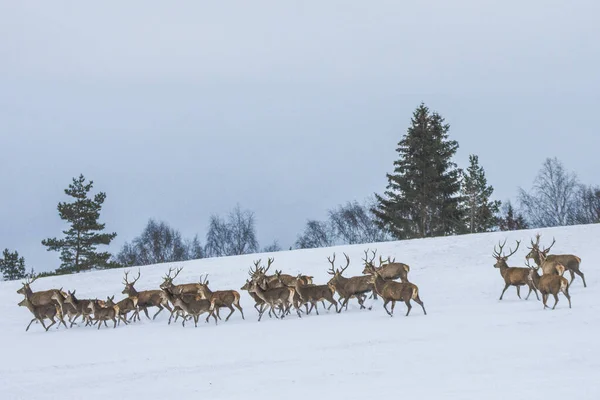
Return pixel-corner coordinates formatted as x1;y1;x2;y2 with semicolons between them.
112;317;117;328
45;317;56;331
224;305;235;322
569;270;575;285
338;297;349;313
152;305;165;320
542;294;549;309
499;283;511;300
141;307;151;319
119;314;129;325
404;299;413;316
516;285;522;299
413;295;427;315
194;315;199;328
562;286;572;308
328;297;339;313
574;269;587;288
58;315;69;330
552;293;559;310
382;299;392;316
25;317;38;332
234;302;245;320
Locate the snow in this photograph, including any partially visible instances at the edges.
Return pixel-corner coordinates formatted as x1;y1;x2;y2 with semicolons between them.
1;224;599;400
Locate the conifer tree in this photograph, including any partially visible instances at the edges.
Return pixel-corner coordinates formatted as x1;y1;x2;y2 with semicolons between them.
42;174;117;273
461;154;501;233
0;249;27;280
373;103;463;239
498;201;529;231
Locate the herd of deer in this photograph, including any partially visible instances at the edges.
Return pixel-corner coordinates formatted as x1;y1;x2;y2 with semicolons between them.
493;233;585;309
15;249;426;332
15;233;583;332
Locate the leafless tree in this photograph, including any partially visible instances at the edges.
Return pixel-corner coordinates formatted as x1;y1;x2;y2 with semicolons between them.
572;185;600;224
518;158;580;227
205;205;259;257
329;200;388;244
295;220;335;249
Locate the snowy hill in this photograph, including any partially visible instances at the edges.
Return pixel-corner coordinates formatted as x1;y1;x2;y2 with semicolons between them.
1;224;599;400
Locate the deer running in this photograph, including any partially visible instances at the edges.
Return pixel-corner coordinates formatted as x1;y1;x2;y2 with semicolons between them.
493;239;540;301
526;234;586;287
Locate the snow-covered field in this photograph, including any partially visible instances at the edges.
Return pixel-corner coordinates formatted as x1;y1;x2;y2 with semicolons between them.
1;224;598;400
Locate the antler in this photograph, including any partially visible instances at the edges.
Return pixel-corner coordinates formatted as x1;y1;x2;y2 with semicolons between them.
542;237;556;255
505;240;521;258
327;253;337;275
524;258;538;271
124;269;141;286
362;249;376;265
199;274;209;285
493;239;507;259
164;266;183;281
264;257;274;274
340;252;350;274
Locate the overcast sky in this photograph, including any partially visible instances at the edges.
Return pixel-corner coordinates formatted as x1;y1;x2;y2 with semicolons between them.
1;1;599;273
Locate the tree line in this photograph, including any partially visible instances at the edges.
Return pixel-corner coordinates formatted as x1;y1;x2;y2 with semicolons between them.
2;103;598;280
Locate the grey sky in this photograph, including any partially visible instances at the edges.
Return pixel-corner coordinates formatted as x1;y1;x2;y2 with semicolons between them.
1;1;599;272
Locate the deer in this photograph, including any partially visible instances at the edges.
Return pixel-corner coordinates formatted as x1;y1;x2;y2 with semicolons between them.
526;234;586;287
16;275;65;315
246;279;298;321
88;296;126;329
18;297;68;332
366;264;426;317
327;253;374;312
493;239;540;301
288;273;338;315
250;258;313;289
197;274;244;322
61;290;97;327
168;292;217;327
159;267;201;323
122;269;172;320
529;264;572;310
160;284;203;325
362;250;410;283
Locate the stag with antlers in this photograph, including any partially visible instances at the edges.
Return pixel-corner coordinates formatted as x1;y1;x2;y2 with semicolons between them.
122;269;172;320
526;234;586;287
493;239;540;301
17;275;66;315
366;264;426;317
327;253;374;312
361;249;410;283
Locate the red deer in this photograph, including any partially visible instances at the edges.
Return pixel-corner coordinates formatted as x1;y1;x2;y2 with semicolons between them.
62;290;97;327
246;279;298;321
366;264;426;317
122;270;172;320
169;292;217;327
529;264;572;309
17;275;65;314
18;297;68;332
159;267;201;323
526;234;585;287
288;273;338;315
198;274;244;322
241;278;266;314
362;250;410;283
327;253;374;312
88;296;125;329
250;258;312;289
493;240;540;301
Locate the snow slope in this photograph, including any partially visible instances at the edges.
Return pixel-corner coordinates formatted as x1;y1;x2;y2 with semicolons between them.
1;224;599;400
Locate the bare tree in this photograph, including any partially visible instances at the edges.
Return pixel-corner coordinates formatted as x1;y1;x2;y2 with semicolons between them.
295;220;335;249
205;205;259;257
518;158;580;227
329;200;388;244
262;240;281;253
572;185;600;224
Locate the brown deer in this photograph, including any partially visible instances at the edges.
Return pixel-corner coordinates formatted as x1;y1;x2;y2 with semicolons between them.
526;234;585;287
61;290;97;327
493;239;540;301
159;267;201;323
327;253;374;312
241;278;266;315
529;264;572;309
367;264;426;317
361;250;410;283
18;297;68;331
197;274;244;322
169;292;217;327
88;296;127;329
250;258;312;289
246;279;298;321
160;285;202;325
290;273;338;315
122;269;172;320
17;275;65;314
115;297;138;325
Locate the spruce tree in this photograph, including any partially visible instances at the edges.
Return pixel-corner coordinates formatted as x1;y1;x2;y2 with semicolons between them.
0;249;27;280
461;154;501;233
42;174;117;273
498;201;529;231
373;103;463;239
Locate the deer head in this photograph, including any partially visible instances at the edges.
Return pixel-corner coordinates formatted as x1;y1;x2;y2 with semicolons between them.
493;239;520;269
160;266;183;290
16;275;38;296
122;270;141;295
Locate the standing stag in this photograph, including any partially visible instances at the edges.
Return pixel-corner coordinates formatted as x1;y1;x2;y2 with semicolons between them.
366;264;426;317
198;274;245;322
526;234;586;287
493;240;540;301
529;264;572;310
327;253;374;312
122;270;172;320
362;249;410;283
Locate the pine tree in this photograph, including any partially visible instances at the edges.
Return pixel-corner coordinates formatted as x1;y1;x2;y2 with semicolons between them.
461;154;501;233
498;201;529;231
0;249;27;280
42;174;117;273
373;103;463;239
